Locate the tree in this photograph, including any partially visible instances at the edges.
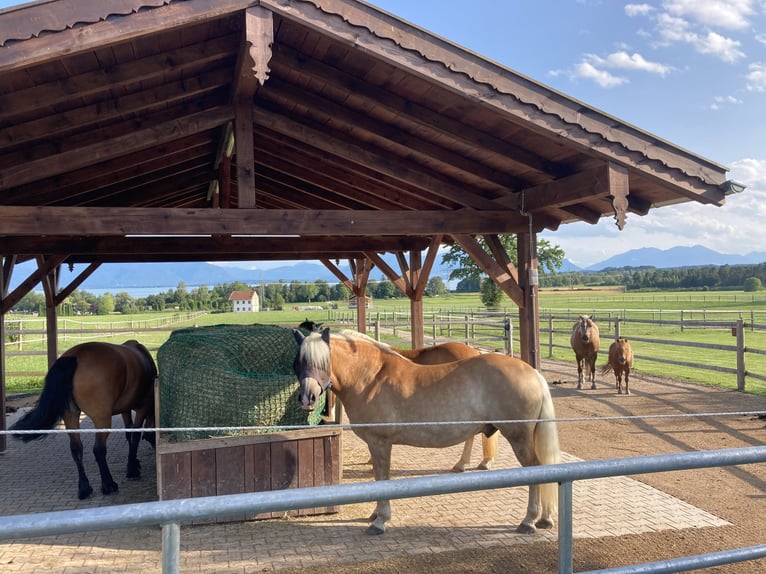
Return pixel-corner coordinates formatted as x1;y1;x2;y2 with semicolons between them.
441;235;564;283
744;277;763;292
442;236;564;305
95;292;115;315
480;278;503;308
425;276;448;297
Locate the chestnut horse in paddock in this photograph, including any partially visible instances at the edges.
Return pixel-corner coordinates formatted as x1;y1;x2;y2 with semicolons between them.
601;337;635;395
570;315;600;389
10;340;157;500
397;342;498;472
297;321;498;470
293;328;560;535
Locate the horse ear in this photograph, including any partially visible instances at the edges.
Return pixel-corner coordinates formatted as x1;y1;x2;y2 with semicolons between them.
293;329;305;345
321;327;331;344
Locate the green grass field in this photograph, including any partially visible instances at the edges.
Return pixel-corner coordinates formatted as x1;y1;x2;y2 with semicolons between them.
5;288;766;396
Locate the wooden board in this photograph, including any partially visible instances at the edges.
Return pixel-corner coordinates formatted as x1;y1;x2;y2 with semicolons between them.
156;427;342;524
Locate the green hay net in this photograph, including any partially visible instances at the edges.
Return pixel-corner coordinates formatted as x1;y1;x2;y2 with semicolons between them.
157;324;325;441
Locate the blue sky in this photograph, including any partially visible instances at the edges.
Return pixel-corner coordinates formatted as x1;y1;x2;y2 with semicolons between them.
3;0;766;268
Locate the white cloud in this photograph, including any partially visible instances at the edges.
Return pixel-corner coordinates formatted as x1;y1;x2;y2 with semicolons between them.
541;157;766;267
696;31;745;62
662;0;756;30
573;61;628;87
746;62;766;91
625;3;654;17
710;94;743;110
594;51;673;75
655;13;745;62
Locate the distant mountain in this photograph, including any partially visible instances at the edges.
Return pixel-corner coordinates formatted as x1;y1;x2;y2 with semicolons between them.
9;246;766;293
587;245;766;271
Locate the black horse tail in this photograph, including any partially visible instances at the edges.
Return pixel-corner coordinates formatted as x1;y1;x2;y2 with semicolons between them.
10;356;78;442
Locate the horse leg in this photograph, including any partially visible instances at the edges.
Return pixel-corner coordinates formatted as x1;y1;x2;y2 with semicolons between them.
616;372;622;394
366;440;393;535
121;412;133;444
126;410;146;481
452;435;474;472
576;356;584;389
500;426;556;533
589;356;597;390
64;412;93;500
625;369;631;395
477;432;498;470
89;413;119;495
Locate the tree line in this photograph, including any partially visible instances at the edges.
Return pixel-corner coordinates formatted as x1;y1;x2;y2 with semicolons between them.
541;263;766;291
11;259;766;316
12;276;450;315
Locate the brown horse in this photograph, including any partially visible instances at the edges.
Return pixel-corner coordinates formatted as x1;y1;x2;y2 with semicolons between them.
397;342;498;472
570;315;600;389
293;328;560;535
10;340;157;499
601;337;634;395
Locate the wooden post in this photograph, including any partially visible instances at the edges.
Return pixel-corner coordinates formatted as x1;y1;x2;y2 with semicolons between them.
517;232;540;369
0;260;6;452
736;317;746;391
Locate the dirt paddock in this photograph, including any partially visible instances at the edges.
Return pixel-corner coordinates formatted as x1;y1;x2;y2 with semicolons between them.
2;358;765;573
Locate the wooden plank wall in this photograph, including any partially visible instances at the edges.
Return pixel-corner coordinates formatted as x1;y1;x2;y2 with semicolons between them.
157;429;342;524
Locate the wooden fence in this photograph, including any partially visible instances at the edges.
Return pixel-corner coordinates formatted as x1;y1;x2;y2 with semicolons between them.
4;309;766;394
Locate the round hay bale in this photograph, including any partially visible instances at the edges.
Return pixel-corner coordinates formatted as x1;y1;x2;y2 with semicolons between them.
157;324;325;441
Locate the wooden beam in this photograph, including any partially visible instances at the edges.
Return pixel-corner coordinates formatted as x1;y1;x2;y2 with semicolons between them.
0;235;431;256
365;252;407;294
0;107;234;190
0;0;253;73
0;255;66;314
452;234;524;306
0;207;532;236
252;108;503;210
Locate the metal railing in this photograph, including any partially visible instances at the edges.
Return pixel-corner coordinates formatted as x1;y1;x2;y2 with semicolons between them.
0;445;764;574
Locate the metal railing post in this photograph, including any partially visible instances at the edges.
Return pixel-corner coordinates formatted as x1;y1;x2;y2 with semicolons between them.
558;480;574;574
161;522;180;574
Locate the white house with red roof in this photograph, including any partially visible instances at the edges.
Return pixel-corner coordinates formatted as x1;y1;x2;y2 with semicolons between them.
228;290;260;312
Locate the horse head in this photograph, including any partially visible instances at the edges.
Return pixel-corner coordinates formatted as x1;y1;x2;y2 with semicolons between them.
298;319;323;332
576;315;595;344
292;327;332;411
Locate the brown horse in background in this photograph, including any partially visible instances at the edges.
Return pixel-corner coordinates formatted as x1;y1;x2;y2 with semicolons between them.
601;337;634;394
570;315;600;389
10;340;157;499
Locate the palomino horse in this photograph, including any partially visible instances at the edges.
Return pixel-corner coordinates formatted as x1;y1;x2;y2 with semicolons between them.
299;323;497;471
10;340;157;499
570;315;600;389
601;337;634;395
293;328;561;535
396;342;498;472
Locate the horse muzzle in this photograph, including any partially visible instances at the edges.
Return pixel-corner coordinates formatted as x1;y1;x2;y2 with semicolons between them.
298;377;323;411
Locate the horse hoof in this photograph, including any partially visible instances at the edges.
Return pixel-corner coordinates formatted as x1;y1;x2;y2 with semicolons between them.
126;474;141;481
536;518;555;529
476;462;491;471
576;383;583;390
590;384;597;390
365;524;386;535
515;522;536;535
451;464;466;473
78;486;94;500
102;483;119;496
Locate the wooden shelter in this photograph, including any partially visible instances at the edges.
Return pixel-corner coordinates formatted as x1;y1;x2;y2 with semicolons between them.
0;0;738;449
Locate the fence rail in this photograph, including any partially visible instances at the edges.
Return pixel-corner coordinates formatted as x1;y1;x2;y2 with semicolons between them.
5;309;766;393
0;444;762;574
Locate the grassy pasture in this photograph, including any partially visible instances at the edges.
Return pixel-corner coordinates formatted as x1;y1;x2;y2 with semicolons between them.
4;288;766;396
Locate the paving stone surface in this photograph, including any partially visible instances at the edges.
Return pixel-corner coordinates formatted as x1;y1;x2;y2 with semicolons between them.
0;367;732;573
